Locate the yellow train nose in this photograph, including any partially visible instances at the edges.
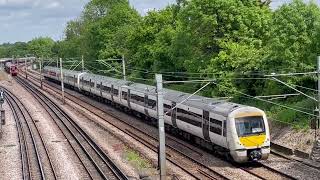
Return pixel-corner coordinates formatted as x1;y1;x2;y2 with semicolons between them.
239;134;266;147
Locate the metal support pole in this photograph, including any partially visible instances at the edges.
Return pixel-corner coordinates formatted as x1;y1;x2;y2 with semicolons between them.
156;74;166;180
122;55;126;81
317;56;320;136
25;58;28;79
60;58;65;104
40;58;43;89
82;55;84;72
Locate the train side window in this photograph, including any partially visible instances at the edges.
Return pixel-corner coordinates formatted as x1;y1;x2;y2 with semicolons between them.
102;85;111;93
113;88;119;96
131;93;144;106
177;108;202;127
210;118;222;135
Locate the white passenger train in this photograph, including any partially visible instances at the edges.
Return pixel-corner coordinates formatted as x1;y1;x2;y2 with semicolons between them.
43;66;270;163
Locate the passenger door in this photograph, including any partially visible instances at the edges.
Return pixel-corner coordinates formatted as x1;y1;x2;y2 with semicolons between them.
203;110;211;141
171;102;177;128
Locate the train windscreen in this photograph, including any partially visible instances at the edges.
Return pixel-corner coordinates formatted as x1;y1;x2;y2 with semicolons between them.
235;116;265;137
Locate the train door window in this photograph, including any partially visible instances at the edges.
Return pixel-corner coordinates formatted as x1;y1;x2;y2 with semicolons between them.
90;79;94;87
144;95;148;107
113;88;119;96
164;104;171;116
122;91;128;100
81;77;84;86
210;118;222;135
223;120;227;137
148;99;156;110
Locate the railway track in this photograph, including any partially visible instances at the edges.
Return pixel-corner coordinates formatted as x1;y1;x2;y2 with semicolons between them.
22;72;229;179
15;77;128;180
23;72;316;179
2;87;57;180
271;149;320;170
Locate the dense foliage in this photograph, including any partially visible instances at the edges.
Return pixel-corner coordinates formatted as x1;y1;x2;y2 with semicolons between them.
1;0;319;128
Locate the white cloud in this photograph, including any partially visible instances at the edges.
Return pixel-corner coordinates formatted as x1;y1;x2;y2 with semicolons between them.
45;1;62;9
0;0;177;43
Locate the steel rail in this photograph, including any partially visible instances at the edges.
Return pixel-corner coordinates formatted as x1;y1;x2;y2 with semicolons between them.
26;74;230;180
3;88;46;180
24;72;301;179
18;75;99;180
4;88;58;180
4;89;30;180
16;77;128;180
17;77;108;179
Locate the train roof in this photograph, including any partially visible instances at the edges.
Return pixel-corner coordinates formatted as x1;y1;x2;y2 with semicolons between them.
5;62;16;66
44;66;251;116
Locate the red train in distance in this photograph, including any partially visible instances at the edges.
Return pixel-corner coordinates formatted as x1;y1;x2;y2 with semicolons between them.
4;62;18;76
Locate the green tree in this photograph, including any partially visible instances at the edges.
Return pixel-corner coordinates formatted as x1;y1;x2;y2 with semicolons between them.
173;0;271;95
127;6;180;75
266;0;320;72
27;37;55;57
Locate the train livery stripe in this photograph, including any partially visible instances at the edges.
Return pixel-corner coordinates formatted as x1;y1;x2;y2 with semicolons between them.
235;112;263;118
239;134;266;147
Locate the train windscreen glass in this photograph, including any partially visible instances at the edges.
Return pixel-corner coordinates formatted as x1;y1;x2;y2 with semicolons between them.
235;116;265;137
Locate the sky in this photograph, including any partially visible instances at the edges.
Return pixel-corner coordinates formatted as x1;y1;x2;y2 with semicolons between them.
0;0;309;44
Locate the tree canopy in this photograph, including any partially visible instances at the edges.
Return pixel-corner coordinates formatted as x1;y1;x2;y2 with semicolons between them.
1;0;320;127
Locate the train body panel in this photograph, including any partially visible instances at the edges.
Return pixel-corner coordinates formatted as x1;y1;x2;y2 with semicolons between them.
43;66;270;163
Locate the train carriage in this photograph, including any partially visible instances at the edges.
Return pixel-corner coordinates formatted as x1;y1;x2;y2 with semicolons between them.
4;62;18;76
43;66;270;163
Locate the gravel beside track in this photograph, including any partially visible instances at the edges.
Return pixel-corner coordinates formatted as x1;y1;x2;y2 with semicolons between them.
1;86;57;180
16;76;128;180
270;150;320;170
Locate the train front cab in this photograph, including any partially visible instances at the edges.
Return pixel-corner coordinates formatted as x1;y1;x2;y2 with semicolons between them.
10;66;18;76
228;108;270;163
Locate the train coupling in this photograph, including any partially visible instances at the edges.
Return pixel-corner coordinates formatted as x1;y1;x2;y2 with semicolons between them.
249;149;262;161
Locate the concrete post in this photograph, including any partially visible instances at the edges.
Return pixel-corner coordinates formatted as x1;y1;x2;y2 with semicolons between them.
122;55;126;81
156;74;166;180
40;58;43;89
25;58;28;79
82;55;84;72
317;57;320;131
60;58;65;104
